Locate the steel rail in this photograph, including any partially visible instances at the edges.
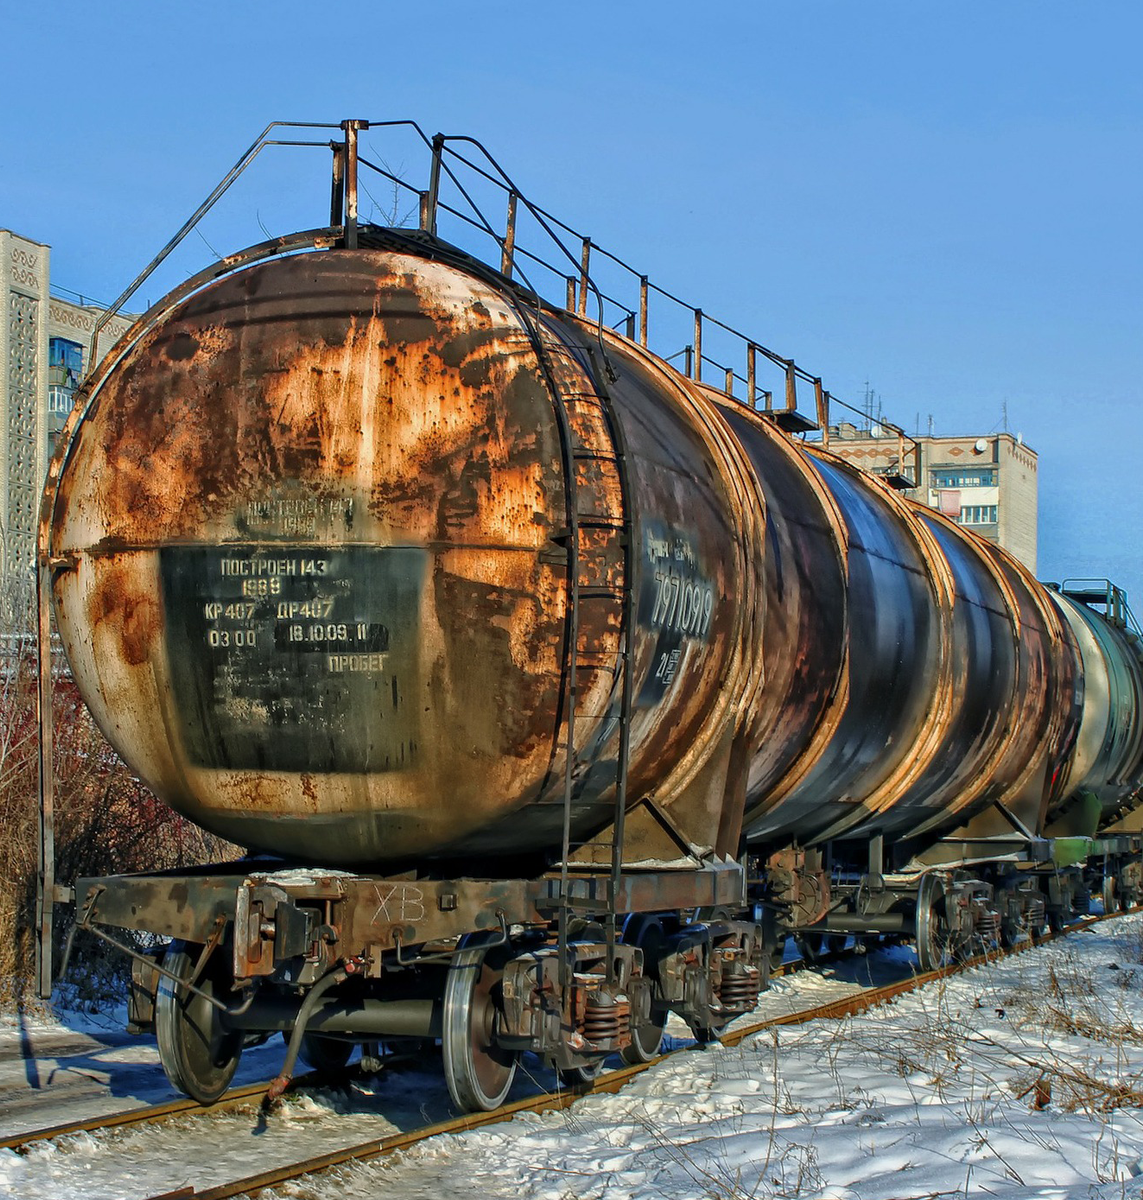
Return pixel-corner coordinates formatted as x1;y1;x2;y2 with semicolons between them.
0;1071;330;1153
0;913;1114;1191
155;914;1113;1200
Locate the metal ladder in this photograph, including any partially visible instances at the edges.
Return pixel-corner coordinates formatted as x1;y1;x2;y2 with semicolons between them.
534;329;636;986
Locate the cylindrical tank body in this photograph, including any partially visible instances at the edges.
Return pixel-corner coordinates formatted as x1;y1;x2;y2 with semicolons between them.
43;237;1138;867
1046;589;1143;832
718;400;1081;852
47;247;760;865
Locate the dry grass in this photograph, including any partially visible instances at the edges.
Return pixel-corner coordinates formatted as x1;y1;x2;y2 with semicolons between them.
0;586;238;1008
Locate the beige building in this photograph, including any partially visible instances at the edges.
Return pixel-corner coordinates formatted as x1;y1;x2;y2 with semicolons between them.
1;229;133;588
828;424;1038;572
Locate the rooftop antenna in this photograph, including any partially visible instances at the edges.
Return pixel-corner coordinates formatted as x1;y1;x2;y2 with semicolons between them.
1002;400;1009;434
927;414;935;438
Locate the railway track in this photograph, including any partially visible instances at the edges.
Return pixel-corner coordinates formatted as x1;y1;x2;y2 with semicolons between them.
0;1073;326;1155
2;913;1114;1200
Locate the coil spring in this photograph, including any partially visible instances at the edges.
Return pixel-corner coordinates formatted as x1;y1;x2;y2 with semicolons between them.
1027;897;1046;926
583;996;630;1045
976;910;1001;940
719;964;761;1011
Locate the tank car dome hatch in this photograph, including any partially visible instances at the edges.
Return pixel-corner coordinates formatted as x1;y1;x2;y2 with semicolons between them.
49;250;581;864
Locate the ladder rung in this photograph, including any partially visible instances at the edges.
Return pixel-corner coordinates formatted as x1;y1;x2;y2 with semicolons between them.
574;517;624;530
573;450;620;463
553;519;625;538
577;587;624;600
574;657;619;670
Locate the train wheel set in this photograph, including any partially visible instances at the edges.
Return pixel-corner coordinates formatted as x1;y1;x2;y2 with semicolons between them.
35;121;1143;1114
69;839;1143;1111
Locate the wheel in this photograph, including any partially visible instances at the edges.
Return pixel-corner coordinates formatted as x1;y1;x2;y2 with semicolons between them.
915;876;955;973
1102;876;1118;915
294;1032;354;1073
621;1009;666;1065
155;940;243;1104
442;932;517;1112
559;1059;604;1087
620;914;667;1065
999;914;1024;949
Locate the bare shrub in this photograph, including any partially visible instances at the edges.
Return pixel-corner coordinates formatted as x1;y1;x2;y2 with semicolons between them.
0;579;239;1008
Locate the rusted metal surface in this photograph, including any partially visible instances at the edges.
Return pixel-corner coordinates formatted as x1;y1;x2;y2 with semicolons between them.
1048;590;1143;833
74;874;249;945
45;231;1142;880
713;401;849;837
51;250;576;863
698;393;1093;862
74;859;744;983
48;243;764;868
893;513;1077;854
563;331;764;862
909;537;1083;863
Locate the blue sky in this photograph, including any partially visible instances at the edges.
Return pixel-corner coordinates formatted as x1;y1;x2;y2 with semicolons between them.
4;2;1141;605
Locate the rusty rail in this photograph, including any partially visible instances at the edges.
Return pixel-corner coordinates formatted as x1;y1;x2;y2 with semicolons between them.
7;914;1111;1196
0;1072;331;1153
148;914;1108;1200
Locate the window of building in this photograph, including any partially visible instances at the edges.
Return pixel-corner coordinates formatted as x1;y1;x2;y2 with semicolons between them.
931;467;997;489
47;338;84;442
47;385;74;416
958;505;998;525
49;337;84;377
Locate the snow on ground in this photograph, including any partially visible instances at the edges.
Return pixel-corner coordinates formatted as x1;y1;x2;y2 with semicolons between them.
271;920;1143;1200
3;924;1143;1199
0;945;903;1199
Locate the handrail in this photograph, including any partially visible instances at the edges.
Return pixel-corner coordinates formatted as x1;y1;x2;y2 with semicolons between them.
1061;579;1141;634
80;116;920;464
86;121;348;371
414;132;919;458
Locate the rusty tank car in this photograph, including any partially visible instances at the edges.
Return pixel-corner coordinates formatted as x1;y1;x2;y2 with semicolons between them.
39;122;1143;1112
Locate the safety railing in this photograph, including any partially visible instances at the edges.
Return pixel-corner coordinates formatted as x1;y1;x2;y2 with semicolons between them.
380;129;919;467
82;117;919;475
1061;580;1141;634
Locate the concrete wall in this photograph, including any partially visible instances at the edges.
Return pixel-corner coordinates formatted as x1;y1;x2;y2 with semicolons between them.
997;436;1039;573
0;230;49;582
1;228;134;586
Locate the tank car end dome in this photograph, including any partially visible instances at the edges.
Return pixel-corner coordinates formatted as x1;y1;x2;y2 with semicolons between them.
49;249;574;865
